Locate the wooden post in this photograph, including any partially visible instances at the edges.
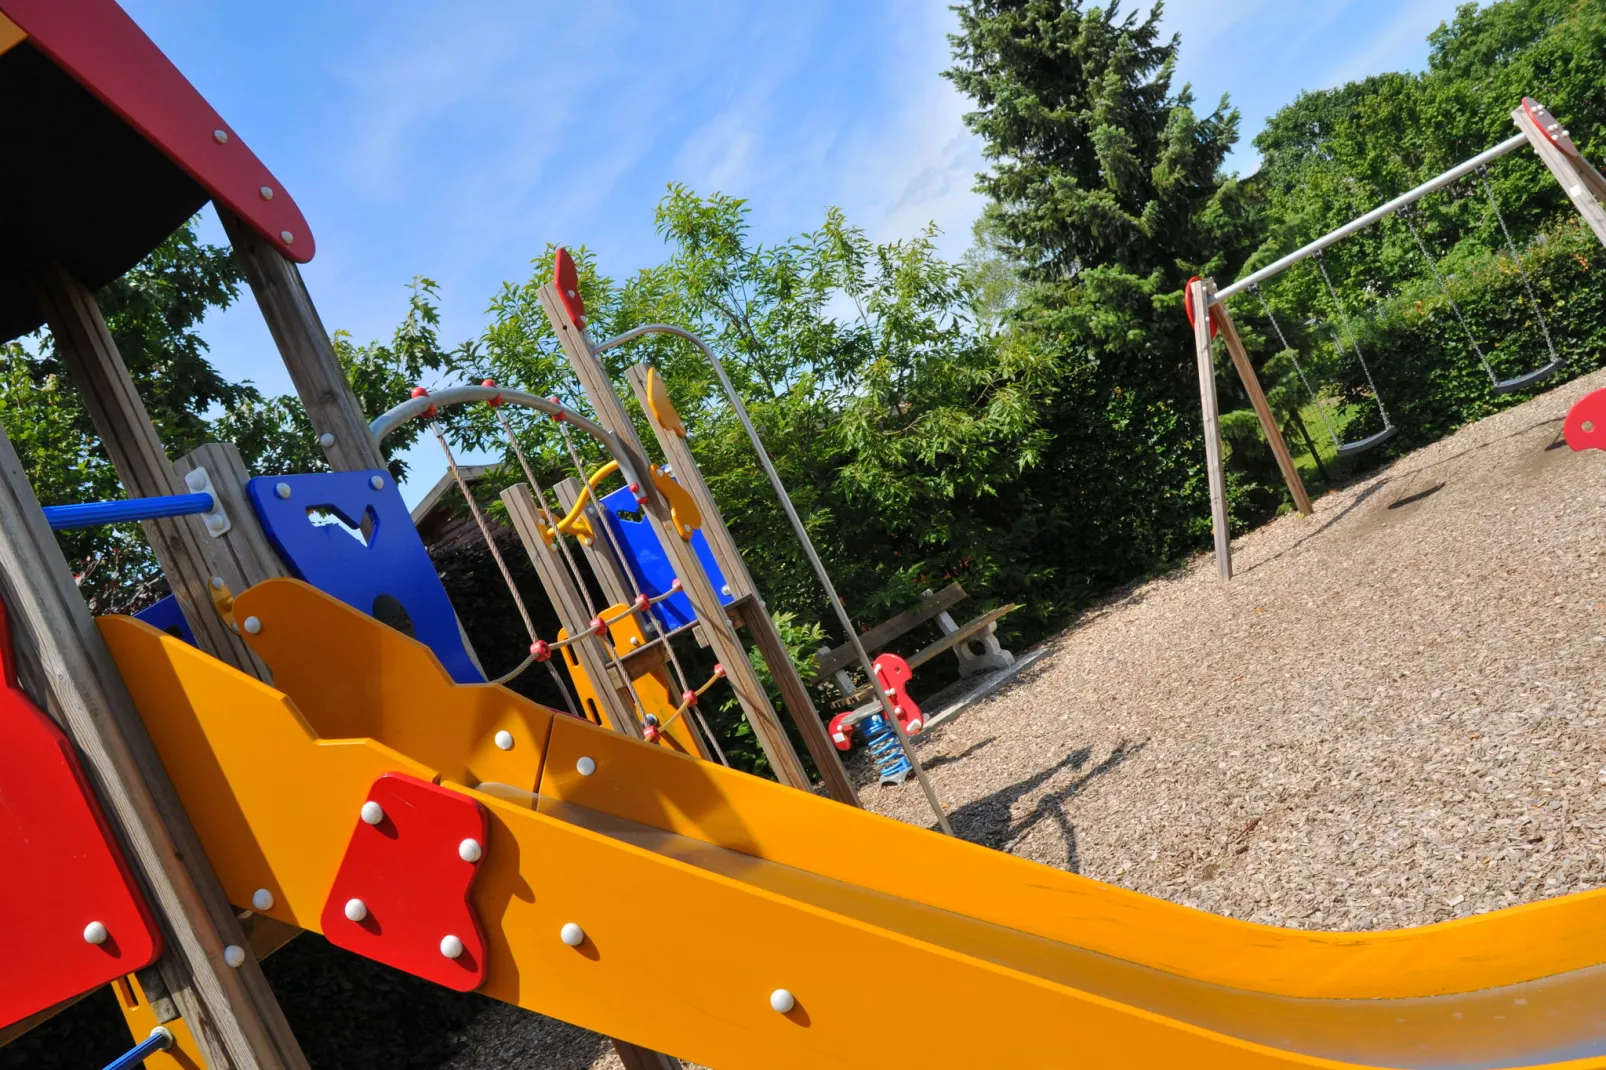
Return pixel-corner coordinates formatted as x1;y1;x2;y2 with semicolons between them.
0;425;309;1070
553;477;638;610
1513;103;1606;248
217;207;386;473
623;365;861;808
538;288;812;790
33;262;267;676
1191;277;1232;581
1209;290;1313;516
501;484;642;736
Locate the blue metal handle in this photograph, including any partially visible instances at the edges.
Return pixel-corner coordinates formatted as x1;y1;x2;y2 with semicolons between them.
42;493;214;531
103;1026;173;1070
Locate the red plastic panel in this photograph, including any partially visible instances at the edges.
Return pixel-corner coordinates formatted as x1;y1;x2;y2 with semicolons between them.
1523;97;1581;158
874;653;924;735
1;0;313;262
1183;275;1219;339
0;597;161;1029
553;247;587;328
321;773;489;992
1564;388;1606;452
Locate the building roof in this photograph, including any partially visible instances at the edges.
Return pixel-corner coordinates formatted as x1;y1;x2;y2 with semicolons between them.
0;0;312;342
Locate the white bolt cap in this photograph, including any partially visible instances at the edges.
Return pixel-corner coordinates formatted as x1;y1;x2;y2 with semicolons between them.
440;934;465;959
223;945;246;968
206;514;227;534
83;921;108;945
211;576;226;589
559;922;585;947
274;482;292;499
721;584;732;596
494;730;514;750
185;469;207;491
212;129;229;144
370;475;385;490
360;800;385;825
242;616;262;635
251;888;275;911
769;988;796;1013
280;230;295;245
458;838;483;863
259;185;274;200
318;432;335;447
576;756;596;777
628;636;640;647
344;898;368;922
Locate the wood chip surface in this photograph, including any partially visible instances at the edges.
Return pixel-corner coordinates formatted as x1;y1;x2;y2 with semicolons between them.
461;371;1606;1069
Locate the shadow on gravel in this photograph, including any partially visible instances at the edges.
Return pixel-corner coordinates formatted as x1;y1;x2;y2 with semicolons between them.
949;739;1148;872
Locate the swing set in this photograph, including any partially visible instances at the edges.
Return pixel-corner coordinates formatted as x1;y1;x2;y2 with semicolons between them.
1187;96;1606;579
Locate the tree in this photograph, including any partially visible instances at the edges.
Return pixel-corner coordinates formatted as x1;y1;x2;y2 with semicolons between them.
947;0;1264;596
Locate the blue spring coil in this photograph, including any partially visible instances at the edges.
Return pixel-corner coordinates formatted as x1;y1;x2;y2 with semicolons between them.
862;712;912;785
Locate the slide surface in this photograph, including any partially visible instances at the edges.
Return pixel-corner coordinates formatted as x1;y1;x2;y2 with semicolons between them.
101;579;1606;1070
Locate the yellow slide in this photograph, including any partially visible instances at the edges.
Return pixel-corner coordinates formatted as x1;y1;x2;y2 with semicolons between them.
101;579;1606;1070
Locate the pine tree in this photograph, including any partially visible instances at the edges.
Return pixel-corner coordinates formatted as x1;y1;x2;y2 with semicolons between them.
946;0;1268;588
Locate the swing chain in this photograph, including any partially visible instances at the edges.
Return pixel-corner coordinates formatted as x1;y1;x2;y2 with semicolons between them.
1397;207;1500;385
1474;164;1560;367
1249;283;1343;451
1313;249;1392;429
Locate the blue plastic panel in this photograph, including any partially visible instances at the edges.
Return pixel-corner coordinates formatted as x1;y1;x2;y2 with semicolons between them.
135;594;195;646
246;470;483;683
598;484;732;633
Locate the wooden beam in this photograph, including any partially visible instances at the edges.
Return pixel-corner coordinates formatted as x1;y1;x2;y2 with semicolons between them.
1209;290;1313;516
501;483;642;736
810;583;968;680
1191;277;1233;581
538;287;812;790
0;424;308;1070
623;365;858;807
33;262;267;676
1512;104;1606;249
217;207;385;473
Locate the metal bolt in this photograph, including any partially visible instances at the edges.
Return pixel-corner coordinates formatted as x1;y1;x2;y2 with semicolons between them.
242;616;262;635
344;898;368;922
769;988;796;1013
280;230;295;244
1585;421;1596;434
369;475;385;490
275;482;292;500
440;934;465;959
360;800;385;825
318;432;335;448
576;756;596;777
559;922;585;947
212;576;226;590
458;838;483;863
494;730;514;750
223;945;246;968
83;921;109;945
213;129;229;144
721;584;732;597
251;888;275;911
259;186;274;200
628;636;641;647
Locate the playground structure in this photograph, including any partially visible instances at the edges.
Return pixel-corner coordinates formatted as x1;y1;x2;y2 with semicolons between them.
1187;97;1606;580
15;3;1606;1068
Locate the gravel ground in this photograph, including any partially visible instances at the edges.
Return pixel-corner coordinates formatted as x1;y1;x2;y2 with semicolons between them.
866;369;1606;932
13;373;1600;1070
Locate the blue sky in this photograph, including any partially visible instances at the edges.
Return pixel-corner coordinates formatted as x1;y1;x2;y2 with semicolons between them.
117;0;1468;503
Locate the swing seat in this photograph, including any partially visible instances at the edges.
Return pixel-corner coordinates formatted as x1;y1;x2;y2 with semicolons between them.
1335;424;1396;458
1492;359;1562;395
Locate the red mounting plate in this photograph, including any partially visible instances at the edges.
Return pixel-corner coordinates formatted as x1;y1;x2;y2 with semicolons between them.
1;0;313;262
553;248;588;328
320;773;490;992
1564;388;1606;452
1522;97;1581;159
1183;275;1219;339
0;596;161;1029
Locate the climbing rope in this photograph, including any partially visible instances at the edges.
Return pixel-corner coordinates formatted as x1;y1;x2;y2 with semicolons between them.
1314;249;1392;429
653;662;726;737
1249;283;1343;451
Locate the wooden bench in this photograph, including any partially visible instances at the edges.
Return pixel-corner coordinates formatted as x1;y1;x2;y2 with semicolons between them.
809;582;1019;705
